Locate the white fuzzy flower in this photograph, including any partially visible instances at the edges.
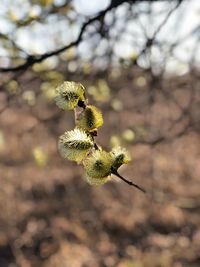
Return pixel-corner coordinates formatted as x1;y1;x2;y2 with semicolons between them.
58;128;93;163
55;81;85;110
110;146;131;170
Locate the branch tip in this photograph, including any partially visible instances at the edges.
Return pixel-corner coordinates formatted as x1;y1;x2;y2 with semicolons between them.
112;169;146;193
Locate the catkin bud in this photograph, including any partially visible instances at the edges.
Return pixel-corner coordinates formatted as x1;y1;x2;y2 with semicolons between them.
76;105;103;131
55;81;85;110
110;146;131;170
58;128;93;163
83;150;113;184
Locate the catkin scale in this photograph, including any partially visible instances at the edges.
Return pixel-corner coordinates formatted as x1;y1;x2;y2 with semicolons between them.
85;107;96;129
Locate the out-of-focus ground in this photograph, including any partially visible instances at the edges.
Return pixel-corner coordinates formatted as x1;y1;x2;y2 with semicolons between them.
0;68;200;267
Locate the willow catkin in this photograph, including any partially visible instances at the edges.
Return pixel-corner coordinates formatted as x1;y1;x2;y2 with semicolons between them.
110;146;131;170
55;81;85;110
83;150;113;181
58;128;93;163
54;80;141;190
76;105;103;131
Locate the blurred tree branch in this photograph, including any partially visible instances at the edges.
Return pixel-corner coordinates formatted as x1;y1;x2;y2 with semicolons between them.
0;0;183;73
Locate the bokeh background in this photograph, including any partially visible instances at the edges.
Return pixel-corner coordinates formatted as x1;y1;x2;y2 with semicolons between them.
0;0;200;266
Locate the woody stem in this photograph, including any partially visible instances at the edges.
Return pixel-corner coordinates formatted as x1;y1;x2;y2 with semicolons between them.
111;169;146;193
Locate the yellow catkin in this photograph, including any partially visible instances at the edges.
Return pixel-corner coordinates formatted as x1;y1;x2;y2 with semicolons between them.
58;128;93;163
83;150;113;181
110;146;131;170
76;105;103;131
55;81;85;110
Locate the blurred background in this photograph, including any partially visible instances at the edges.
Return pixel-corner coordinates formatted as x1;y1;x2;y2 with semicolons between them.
0;0;200;266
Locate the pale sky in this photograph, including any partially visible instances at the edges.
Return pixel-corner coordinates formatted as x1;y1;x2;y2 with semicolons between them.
0;0;199;75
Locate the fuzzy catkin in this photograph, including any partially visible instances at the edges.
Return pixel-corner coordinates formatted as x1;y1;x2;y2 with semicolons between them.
83;150;113;179
110;146;131;170
76;105;103;131
58;128;93;163
55;81;85;110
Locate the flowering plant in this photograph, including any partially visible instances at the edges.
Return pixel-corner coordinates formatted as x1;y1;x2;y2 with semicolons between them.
55;81;145;193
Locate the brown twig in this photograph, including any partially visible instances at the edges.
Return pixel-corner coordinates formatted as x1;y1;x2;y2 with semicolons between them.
111;168;146;193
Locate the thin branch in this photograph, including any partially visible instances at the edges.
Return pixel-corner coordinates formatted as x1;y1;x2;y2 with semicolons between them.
112;168;146;193
134;0;183;66
0;0;182;73
152;0;183;39
0;1;120;73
